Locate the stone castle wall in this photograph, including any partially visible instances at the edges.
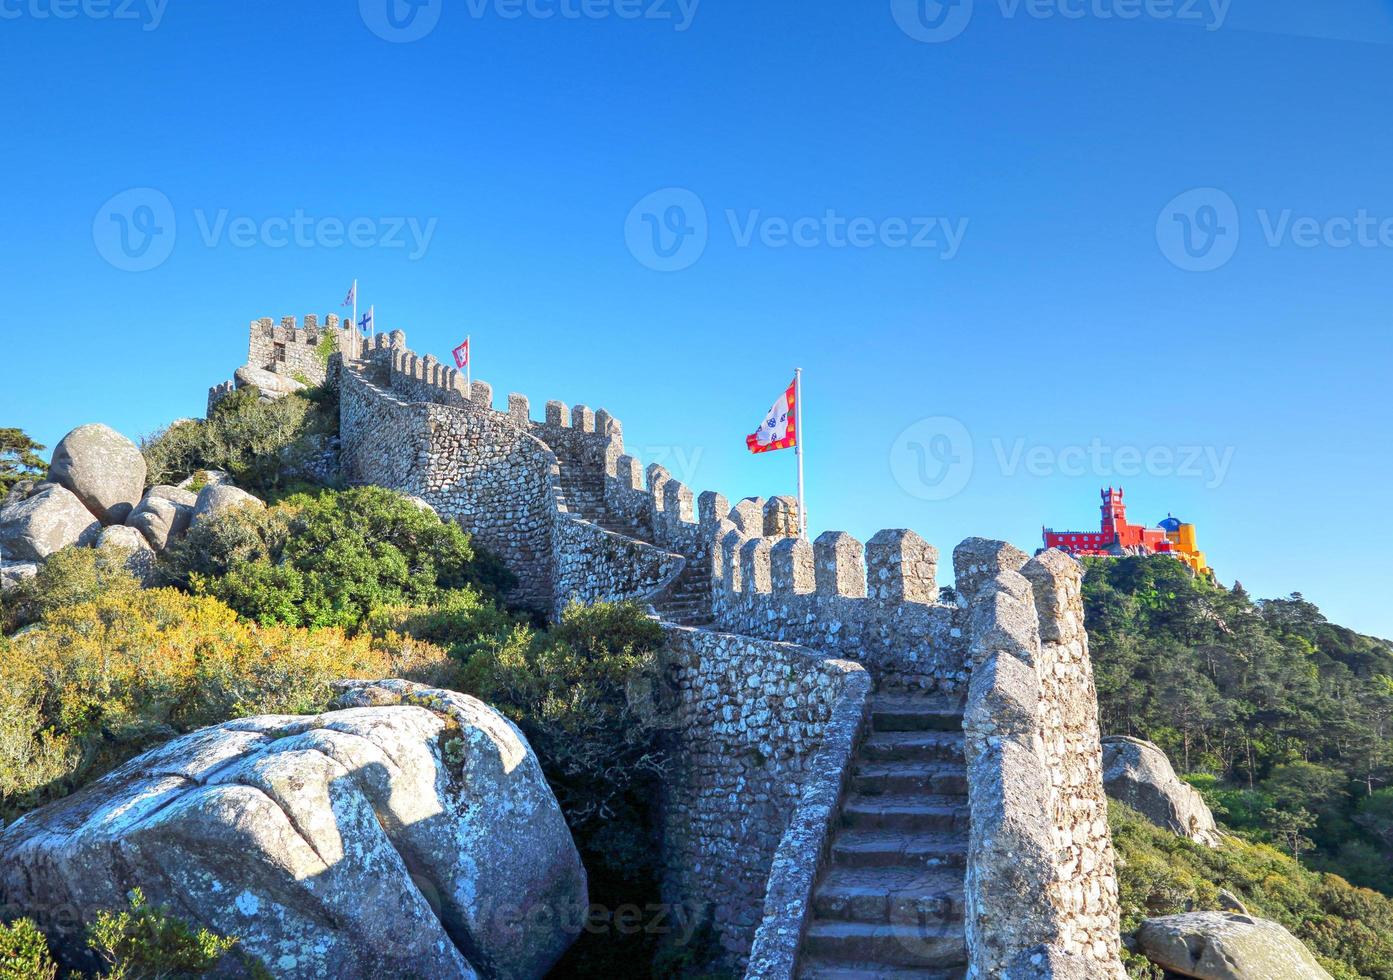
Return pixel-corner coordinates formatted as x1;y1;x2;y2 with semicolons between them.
247;314;362;385
260;317;1125;978
957;539;1124;979
658;625;870;964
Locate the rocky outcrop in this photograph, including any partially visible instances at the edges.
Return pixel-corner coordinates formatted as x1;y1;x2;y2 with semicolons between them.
176;468;233;491
47;424;147;525
0;680;586;980
96;525;157;582
128;485;197;550
1136;912;1332;979
235;363;307;400
0;484;101;560
191;484;265;526
1102;736;1221;847
1;560;39;590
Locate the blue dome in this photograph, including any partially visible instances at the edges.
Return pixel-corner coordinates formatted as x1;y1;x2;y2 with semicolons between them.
1158;516;1183;532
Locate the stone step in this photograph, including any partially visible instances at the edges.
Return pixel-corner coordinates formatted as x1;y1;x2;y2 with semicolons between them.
829;829;968;870
797;961;965;980
853;762;969;797
871;696;964;733
801;921;967;969
813;865;964;925
861;731;966;764
841;795;970;833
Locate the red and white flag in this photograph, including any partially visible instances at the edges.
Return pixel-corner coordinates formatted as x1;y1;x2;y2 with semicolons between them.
746;378;798;454
452;339;470;369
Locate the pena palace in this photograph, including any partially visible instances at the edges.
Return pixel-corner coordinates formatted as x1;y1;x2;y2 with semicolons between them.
1042;487;1211;577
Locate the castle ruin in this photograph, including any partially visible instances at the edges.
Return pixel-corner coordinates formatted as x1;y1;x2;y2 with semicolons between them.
215;315;1126;979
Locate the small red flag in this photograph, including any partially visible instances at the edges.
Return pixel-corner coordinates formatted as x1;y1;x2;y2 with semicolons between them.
452;339;470;369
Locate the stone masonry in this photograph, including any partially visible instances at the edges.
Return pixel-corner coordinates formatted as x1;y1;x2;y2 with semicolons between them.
225;316;1126;978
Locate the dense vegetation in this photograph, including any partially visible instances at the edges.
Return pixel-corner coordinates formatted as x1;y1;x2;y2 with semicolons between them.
1085;555;1393;895
161;485;515;628
1112;801;1393;979
142;385;338;499
0;546;458;823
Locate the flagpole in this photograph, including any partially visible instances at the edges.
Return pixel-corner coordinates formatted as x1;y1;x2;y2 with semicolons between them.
795;367;806;539
352;279;357;339
466;334;472;391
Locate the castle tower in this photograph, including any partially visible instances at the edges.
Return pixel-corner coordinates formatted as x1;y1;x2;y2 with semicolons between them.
1100;487;1127;535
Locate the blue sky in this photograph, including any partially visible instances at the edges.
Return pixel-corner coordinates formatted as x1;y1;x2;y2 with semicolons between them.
2;0;1391;637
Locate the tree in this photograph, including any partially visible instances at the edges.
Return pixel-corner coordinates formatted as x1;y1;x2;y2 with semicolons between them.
0;428;46;494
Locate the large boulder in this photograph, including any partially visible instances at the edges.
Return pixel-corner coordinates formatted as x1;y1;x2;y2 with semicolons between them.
1102;736;1221;846
48;424;147;525
0;680;587;980
176;468;233;491
0;484;100;561
191;484;265;527
1136;912;1332;979
127;486;197;550
96;525;157;583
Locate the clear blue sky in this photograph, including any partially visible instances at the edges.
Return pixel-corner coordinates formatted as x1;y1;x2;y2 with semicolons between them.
3;0;1391;637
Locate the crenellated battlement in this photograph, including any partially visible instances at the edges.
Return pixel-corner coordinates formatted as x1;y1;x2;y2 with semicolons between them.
317;322;1122;980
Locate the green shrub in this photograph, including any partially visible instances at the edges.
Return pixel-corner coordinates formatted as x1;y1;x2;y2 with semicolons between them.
0;584;457;823
0;918;57;980
1112;801;1393;979
87;889;238;979
162;486;514;630
1;544;145;634
462;601;668;876
142;385;337;496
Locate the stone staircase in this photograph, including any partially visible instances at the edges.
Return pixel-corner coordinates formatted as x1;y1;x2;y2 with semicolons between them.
551;454;713;627
796;691;969;980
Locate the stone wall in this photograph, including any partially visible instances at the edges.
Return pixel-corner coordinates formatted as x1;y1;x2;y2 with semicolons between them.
552;513;685;617
658;624;869;969
275;317;1125;978
711;505;967;693
338;347;556;613
955;539;1123;979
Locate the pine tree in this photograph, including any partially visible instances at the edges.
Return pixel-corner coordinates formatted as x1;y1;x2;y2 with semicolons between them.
0;428;46;494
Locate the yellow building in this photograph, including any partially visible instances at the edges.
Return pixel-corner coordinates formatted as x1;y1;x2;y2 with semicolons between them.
1159;516;1210;577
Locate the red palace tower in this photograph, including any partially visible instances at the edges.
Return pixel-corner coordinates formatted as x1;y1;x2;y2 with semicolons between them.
1042;487;1176;558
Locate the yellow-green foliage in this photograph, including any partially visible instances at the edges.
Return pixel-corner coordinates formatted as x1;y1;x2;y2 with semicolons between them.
1112;801;1393;979
1;543;144;633
87;889;239;979
141;385;336;496
0;581;457;822
0;918;58;980
1;890;250;980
